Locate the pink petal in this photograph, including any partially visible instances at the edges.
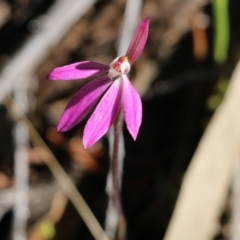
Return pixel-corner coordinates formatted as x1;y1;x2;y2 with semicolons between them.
122;75;142;140
126;18;149;64
48;61;109;80
83;79;123;148
57;77;111;132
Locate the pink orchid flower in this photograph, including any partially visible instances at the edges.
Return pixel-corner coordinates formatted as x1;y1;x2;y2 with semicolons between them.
48;18;149;149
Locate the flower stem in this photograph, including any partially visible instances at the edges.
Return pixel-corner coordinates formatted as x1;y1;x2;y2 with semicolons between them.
112;110;126;240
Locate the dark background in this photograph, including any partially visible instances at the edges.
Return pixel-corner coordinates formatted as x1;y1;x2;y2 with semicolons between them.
0;0;239;239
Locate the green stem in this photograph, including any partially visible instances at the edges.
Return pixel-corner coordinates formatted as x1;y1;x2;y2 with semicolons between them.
212;0;230;64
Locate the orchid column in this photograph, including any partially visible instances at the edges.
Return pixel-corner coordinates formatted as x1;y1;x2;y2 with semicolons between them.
48;18;149;238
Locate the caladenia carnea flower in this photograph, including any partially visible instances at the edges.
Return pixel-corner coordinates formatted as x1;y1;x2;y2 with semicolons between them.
48;18;149;149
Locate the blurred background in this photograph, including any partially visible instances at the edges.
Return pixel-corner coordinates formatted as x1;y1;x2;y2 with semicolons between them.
0;0;240;239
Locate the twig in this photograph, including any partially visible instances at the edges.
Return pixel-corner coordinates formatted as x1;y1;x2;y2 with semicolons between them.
12;85;30;240
231;159;240;240
0;183;59;222
117;0;143;56
105;0;143;238
163;60;240;240
0;0;95;104
3;95;110;240
0;1;96;238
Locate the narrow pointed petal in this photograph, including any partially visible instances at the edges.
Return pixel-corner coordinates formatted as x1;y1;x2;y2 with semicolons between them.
122;75;142;140
48;61;109;80
83;79;123;148
126;18;149;64
57;77;111;132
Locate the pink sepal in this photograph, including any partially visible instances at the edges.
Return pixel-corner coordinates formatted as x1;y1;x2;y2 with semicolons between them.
126;18;149;64
122;75;142;140
83;79;123;148
57;77;111;132
48;61;108;80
